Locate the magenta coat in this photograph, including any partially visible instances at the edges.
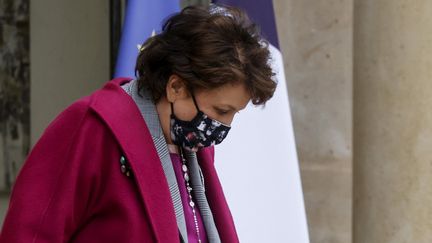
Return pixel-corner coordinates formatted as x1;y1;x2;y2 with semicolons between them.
0;78;239;243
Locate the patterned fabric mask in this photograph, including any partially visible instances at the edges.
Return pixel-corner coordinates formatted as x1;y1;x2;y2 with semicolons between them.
170;94;231;152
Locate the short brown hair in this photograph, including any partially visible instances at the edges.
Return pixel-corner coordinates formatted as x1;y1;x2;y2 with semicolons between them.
135;4;276;105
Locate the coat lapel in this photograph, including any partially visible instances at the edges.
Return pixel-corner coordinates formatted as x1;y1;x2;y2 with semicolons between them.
197;147;240;243
90;78;179;242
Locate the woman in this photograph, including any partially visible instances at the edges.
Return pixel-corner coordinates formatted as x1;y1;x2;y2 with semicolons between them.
0;5;276;243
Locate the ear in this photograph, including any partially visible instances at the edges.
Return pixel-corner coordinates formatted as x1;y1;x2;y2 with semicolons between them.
166;74;189;103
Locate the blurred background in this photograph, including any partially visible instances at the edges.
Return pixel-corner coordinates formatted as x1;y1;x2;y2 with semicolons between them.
1;0;432;242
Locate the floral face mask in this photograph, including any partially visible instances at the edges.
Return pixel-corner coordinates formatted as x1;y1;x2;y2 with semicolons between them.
170;94;231;152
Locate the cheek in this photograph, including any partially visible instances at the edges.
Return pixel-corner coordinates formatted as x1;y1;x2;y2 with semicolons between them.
174;101;199;121
222;115;235;126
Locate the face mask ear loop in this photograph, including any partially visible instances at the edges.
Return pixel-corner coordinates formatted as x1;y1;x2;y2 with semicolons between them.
170;101;175;117
191;93;201;112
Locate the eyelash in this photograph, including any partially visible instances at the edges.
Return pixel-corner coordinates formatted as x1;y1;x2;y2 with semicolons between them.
215;109;229;115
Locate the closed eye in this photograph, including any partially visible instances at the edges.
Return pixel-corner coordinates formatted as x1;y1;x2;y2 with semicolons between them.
215;108;230;115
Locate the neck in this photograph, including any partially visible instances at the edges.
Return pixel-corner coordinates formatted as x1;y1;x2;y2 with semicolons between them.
156;96;174;145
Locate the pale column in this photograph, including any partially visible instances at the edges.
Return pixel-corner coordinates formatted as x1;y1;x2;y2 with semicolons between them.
274;0;353;242
31;0;110;145
354;1;432;242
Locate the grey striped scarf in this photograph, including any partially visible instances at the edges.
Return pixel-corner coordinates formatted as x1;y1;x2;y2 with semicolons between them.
121;79;221;243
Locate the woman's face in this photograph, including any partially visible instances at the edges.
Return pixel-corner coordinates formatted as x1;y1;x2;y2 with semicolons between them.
166;75;251;126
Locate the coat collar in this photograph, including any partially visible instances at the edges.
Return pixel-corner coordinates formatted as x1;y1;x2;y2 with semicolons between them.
90;78;239;243
120;79;189;242
90;77;179;242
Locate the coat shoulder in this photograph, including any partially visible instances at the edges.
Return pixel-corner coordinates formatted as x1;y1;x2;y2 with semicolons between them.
44;82;116;137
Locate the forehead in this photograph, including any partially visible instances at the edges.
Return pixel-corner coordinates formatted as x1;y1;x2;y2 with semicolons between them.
196;82;251;111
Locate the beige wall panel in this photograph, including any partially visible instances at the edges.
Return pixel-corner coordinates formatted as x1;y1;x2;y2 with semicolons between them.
274;1;353;242
30;0;110;145
354;1;432;242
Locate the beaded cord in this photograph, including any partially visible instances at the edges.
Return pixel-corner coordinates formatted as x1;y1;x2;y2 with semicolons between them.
179;147;203;243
